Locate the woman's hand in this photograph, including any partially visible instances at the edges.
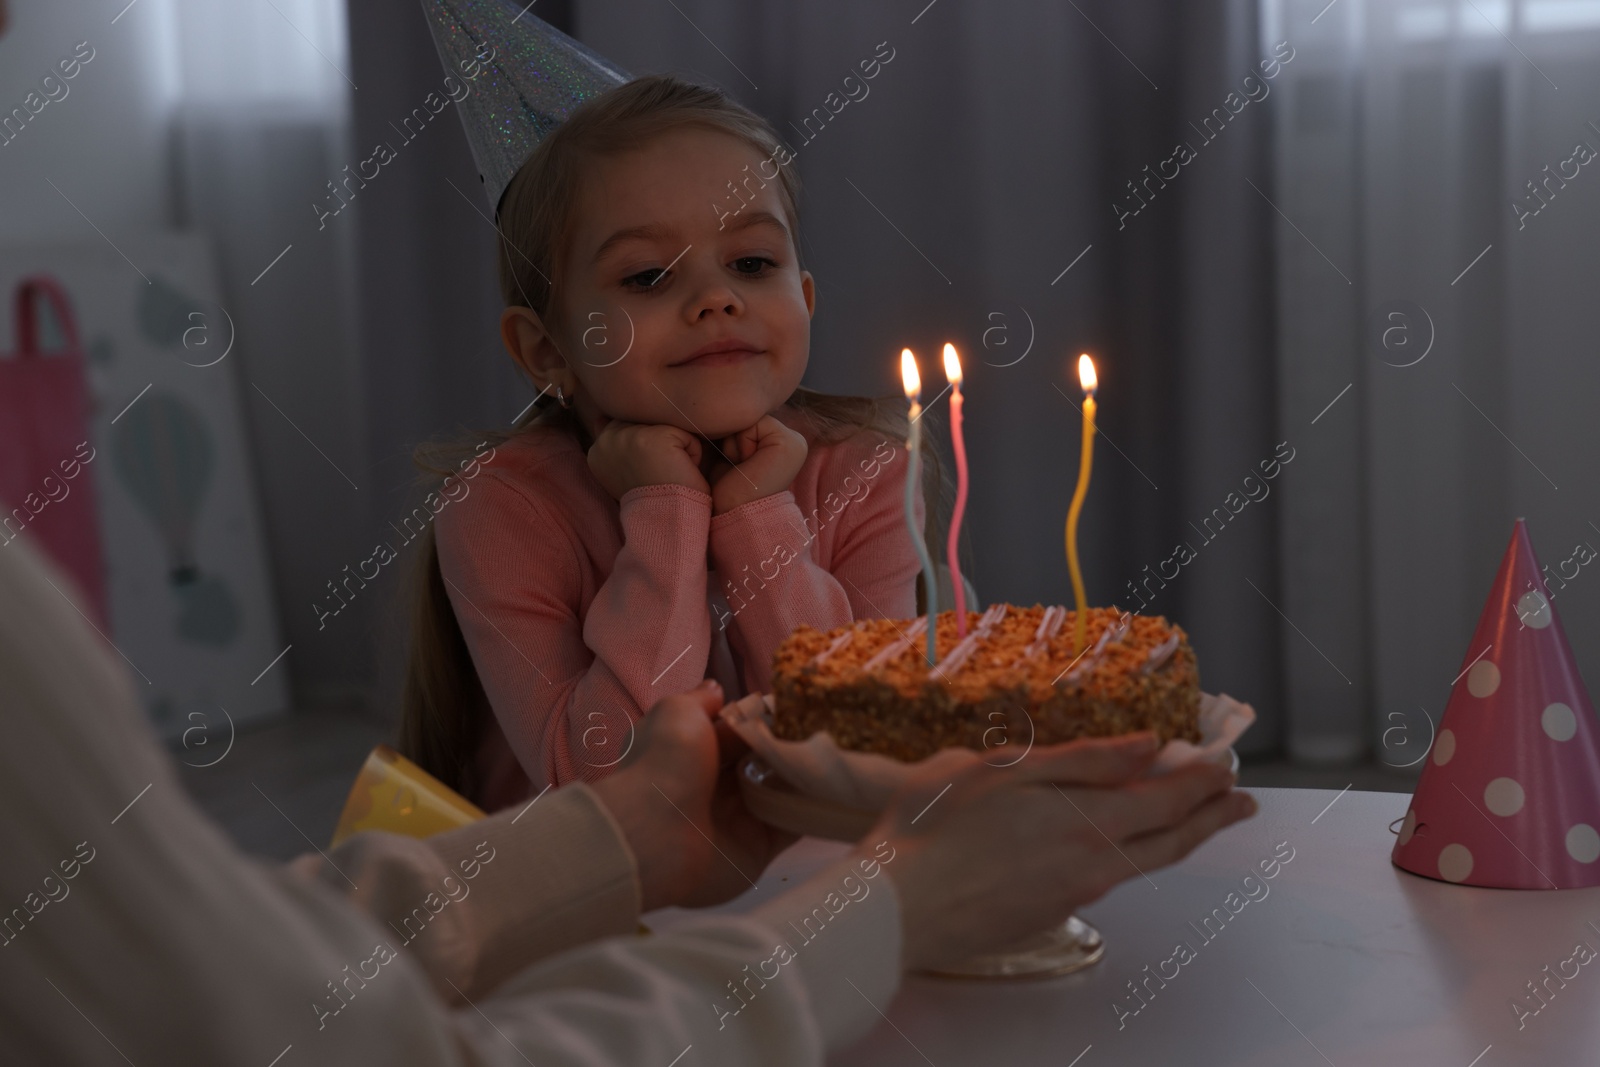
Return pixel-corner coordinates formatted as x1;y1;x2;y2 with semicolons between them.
707;415;808;514
586;420;710;500
866;733;1256;971
588;682;796;912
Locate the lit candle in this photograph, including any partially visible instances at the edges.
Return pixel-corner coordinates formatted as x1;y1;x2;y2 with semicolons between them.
943;343;971;640
1066;353;1097;653
901;349;938;665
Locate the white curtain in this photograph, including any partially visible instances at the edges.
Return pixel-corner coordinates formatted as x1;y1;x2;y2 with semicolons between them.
157;0;372;710
161;0;351;106
1266;0;1600;763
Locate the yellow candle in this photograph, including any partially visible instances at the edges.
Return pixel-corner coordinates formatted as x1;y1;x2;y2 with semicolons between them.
1065;354;1097;652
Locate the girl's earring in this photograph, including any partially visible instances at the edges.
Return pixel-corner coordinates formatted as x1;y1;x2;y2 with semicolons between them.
555;384;572;409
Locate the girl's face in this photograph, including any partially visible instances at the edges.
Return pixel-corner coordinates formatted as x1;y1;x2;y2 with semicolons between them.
548;127;814;441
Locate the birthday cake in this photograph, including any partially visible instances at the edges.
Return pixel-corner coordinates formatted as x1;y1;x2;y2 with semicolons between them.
771;605;1202;762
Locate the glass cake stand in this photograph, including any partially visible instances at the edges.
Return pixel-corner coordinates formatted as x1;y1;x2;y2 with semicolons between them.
920;915;1105;980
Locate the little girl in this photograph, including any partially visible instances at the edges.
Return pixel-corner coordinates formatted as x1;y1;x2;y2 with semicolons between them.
399;74;943;810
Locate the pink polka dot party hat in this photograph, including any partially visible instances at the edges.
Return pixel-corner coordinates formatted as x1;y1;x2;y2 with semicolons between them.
1393;519;1600;889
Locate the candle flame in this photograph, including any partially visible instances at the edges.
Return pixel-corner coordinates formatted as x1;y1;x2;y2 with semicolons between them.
942;342;963;385
1078;353;1097;394
901;348;921;399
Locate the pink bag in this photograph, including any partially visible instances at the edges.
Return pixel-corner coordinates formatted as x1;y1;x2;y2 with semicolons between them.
0;276;110;630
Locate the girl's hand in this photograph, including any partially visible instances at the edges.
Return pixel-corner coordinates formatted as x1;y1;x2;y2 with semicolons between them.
589;683;797;911
587;420;710;499
708;415;808;514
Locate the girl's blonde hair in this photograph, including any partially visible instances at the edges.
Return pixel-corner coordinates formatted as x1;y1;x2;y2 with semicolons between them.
397;73;949;801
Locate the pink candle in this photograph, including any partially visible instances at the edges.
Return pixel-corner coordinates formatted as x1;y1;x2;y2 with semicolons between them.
942;343;970;639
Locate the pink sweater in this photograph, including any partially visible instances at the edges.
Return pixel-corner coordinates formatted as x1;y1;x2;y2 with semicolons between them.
434;406;923;810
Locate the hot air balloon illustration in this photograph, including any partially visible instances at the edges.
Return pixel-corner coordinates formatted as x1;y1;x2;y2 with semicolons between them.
110;392;240;646
138;273;234;368
137;274;207;347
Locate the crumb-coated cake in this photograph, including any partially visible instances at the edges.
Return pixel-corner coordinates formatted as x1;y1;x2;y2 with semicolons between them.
771;605;1201;762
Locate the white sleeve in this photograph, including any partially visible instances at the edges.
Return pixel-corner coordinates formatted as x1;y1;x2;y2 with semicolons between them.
460;852;905;1064
281;782;647;1002
0;533;901;1066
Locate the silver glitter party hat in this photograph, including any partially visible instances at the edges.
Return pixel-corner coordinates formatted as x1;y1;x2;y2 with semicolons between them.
419;0;630;213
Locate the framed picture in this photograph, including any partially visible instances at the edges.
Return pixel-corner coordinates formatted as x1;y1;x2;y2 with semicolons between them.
0;235;288;741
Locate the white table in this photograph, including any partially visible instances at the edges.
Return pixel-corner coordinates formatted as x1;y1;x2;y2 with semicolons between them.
646;788;1600;1066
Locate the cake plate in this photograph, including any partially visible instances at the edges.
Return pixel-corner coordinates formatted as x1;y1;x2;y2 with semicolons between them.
738;746;1240;980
